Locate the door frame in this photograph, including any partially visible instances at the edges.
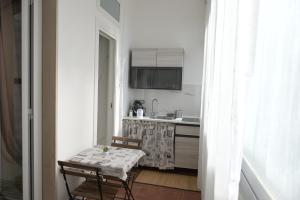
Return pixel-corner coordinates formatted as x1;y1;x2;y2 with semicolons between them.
93;16;120;146
22;0;43;199
97;32;116;145
22;0;31;199
93;29;116;146
31;0;43;199
42;0;57;199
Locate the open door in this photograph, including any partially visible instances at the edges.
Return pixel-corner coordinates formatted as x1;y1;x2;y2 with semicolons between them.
96;32;116;145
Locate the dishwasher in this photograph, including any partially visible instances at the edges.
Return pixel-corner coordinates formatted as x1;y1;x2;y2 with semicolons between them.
175;125;200;169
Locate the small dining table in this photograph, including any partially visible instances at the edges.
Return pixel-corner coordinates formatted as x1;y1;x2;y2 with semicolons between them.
67;145;145;199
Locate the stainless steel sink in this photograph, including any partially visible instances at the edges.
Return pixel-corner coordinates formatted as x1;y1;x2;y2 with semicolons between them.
150;116;175;120
181;117;200;123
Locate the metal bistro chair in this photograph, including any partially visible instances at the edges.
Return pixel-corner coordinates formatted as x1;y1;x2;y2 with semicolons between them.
111;136;143;199
58;161;120;200
111;136;142;150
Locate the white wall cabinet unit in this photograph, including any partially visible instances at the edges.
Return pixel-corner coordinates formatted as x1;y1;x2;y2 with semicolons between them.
175;125;200;169
131;48;184;67
131;49;157;67
157;48;184;67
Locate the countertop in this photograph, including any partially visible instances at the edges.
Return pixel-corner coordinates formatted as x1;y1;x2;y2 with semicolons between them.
123;116;200;126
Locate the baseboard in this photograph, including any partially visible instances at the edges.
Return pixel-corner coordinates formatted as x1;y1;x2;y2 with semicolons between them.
239;169;257;200
239;158;274;200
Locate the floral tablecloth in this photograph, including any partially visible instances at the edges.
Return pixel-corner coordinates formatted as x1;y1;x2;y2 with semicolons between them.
68;145;145;181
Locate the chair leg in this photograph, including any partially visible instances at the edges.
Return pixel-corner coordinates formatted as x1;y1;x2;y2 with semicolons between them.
129;168;140;193
122;185;129;200
60;166;74;200
122;181;135;200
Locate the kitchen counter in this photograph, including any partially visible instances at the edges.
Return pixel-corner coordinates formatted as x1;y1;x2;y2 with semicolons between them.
122;117;201;170
123;116;200;126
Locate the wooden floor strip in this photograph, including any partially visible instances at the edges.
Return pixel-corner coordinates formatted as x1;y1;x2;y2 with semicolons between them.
116;182;201;200
135;169;200;192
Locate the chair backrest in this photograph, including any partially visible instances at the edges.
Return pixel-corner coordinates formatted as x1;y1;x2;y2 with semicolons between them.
58;161;104;200
111;136;142;150
58;160;102;179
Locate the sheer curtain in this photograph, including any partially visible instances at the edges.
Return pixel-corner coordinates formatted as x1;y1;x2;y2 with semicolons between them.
200;0;243;199
200;0;300;199
241;0;300;199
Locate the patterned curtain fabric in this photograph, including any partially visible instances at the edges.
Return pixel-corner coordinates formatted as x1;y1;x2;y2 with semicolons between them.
123;120;175;170
156;123;175;169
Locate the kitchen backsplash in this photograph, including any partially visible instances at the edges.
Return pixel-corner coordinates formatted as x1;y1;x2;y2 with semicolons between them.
128;84;201;117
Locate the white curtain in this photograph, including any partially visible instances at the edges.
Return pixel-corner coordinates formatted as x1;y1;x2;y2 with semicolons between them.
200;0;243;199
241;0;300;199
200;0;300;199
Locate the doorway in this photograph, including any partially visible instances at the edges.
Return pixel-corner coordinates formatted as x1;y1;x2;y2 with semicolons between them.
96;32;116;145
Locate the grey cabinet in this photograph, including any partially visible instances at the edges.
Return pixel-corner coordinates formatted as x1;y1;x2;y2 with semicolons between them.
130;67;182;90
130;48;183;90
130;68;153;89
131;48;184;68
175;137;199;169
131;49;157;67
175;125;200;169
151;68;182;90
157;48;184;67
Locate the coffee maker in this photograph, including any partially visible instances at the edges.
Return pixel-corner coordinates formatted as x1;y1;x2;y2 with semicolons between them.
131;100;145;116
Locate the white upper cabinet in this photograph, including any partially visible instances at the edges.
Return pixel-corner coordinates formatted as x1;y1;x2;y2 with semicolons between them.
157;48;184;67
131;49;157;67
131;48;184;67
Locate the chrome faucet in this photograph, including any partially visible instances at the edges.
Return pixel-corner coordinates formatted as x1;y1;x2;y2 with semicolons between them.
151;98;158;116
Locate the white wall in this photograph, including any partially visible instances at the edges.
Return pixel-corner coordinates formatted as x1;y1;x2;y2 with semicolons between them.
55;1;205;198
56;1;96;199
120;0;135;120
56;0;123;199
121;0;206;117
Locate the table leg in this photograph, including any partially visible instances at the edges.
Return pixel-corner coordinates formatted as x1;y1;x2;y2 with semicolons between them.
122;181;135;200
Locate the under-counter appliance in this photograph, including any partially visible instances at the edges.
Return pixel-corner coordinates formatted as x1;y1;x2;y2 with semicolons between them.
130;48;184;90
175;125;200;169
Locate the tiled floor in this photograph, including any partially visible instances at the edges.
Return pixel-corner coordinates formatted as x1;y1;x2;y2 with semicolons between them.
116;182;201;200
